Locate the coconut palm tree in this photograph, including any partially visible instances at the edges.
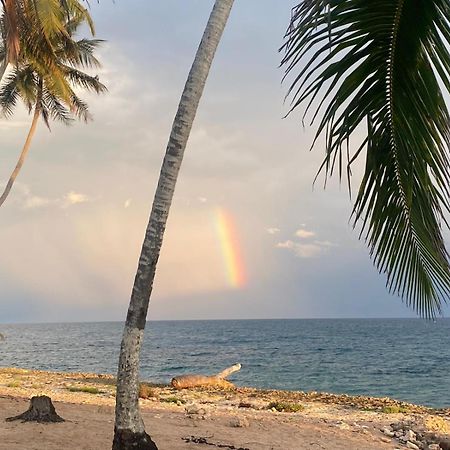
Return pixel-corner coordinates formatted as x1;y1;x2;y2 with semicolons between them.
112;1;234;449
281;1;450;317
0;12;106;207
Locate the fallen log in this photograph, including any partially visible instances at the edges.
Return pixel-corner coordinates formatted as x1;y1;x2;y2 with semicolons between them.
171;363;241;389
6;395;64;423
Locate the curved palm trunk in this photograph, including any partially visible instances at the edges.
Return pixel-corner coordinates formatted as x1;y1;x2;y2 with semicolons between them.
112;1;234;449
0;103;40;207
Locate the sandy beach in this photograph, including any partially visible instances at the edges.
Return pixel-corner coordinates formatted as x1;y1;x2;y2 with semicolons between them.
0;368;449;449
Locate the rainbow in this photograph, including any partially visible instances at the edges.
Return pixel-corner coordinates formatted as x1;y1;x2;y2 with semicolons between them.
215;208;246;289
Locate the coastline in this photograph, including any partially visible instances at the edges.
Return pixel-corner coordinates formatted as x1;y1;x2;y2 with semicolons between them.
0;367;449;449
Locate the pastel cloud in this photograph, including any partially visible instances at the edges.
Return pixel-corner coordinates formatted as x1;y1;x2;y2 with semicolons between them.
295;228;315;239
267;227;280;235
62;191;90;208
276;240;328;258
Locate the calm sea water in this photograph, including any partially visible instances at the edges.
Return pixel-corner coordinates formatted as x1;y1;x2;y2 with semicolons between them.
1;319;449;408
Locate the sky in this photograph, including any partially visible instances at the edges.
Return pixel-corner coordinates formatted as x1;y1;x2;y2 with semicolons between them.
0;0;442;323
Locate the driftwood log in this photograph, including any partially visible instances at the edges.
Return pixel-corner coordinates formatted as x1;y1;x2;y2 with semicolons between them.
171;363;241;389
6;396;64;423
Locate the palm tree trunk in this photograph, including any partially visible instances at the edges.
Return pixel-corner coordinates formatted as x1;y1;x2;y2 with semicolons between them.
0;102;40;207
112;1;234;449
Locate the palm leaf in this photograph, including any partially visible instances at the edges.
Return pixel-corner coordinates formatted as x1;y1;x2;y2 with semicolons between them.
59;37;103;68
42;85;73;124
0;68;20;116
62;65;106;92
281;0;450;317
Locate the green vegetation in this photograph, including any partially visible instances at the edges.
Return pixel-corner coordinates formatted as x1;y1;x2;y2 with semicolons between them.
267;401;304;413
6;381;21;388
0;1;106;207
66;385;101;395
381;405;410;414
281;1;450;317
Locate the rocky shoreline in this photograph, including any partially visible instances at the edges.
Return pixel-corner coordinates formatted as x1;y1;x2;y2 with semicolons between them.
0;367;449;449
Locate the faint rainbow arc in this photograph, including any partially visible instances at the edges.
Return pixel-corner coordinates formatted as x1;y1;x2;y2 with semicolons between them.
215;208;246;289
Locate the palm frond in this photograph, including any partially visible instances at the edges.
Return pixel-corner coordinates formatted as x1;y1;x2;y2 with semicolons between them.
69;92;90;122
0;68;20;116
281;0;450;317
62;65;106;92
59;37;103;68
33;0;67;40
42;85;73;124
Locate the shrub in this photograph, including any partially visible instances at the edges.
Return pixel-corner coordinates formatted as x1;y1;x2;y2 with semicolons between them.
139;383;157;399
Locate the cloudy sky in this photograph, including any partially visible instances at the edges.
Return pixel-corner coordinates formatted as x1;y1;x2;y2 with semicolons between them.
0;0;439;323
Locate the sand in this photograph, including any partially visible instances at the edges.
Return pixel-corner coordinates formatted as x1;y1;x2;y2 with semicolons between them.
0;368;448;449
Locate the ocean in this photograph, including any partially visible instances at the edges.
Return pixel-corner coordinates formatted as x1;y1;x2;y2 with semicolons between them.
1;319;449;408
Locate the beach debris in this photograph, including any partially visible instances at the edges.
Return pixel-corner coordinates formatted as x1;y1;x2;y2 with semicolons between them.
181;436;249;450
6;395;64;423
171;363;241;390
229;416;249;428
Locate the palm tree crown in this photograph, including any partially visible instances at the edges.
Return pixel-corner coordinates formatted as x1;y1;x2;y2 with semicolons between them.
0;13;104;124
0;9;106;207
281;0;450;317
0;0;93;68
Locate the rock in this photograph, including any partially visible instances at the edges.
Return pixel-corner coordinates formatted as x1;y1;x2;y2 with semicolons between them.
185;404;206;416
406;442;419;450
391;423;405;431
380;437;392;443
382;427;395;437
423;432;439;444
439;440;450;450
405;430;417;441
427;445;440;450
229;416;250;428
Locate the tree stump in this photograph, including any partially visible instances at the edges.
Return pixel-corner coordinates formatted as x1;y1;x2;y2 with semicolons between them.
6;396;65;423
171;363;241;389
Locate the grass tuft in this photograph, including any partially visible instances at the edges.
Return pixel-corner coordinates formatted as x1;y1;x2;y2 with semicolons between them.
66;385;101;394
268;401;304;412
381;405;410;414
